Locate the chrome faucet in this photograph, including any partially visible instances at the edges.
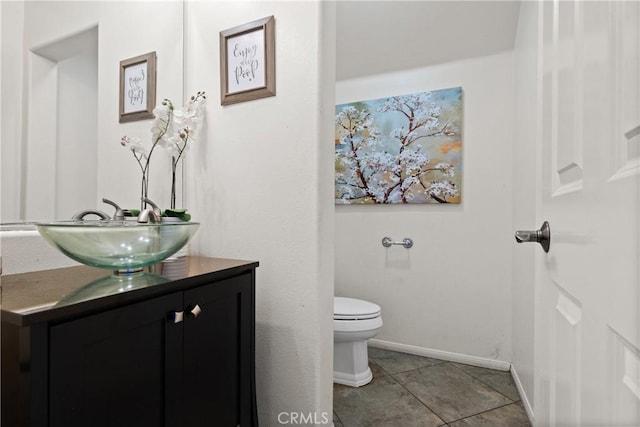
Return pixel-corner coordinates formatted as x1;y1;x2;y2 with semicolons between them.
72;198;125;221
72;210;110;220
102;198;125;221
137;197;163;223
71;197;163;223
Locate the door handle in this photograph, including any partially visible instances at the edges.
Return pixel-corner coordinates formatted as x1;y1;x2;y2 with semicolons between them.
625;124;640;140
170;311;184;323
515;221;551;253
189;304;202;318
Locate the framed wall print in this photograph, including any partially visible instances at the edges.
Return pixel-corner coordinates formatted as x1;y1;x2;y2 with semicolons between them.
335;87;463;205
220;16;275;106
119;51;157;123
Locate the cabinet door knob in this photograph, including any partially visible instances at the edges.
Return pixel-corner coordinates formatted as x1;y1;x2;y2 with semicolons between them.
190;304;202;318
172;311;184;323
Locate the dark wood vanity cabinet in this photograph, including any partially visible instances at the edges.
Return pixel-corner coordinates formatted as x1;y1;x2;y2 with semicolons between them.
1;257;258;427
48;292;184;427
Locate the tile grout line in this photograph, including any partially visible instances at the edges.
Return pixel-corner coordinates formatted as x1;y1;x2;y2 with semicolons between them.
449;363;521;404
395;373;525;427
369;357;447;377
440;363;525;423
386;360;519;426
385;363;450;426
369;357;449;424
443;401;529;426
333;409;344;426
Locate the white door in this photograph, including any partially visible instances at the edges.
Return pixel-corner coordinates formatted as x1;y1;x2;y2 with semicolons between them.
529;0;640;425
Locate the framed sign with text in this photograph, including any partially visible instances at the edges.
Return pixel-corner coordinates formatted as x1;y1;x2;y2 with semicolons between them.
119;52;157;123
220;16;275;106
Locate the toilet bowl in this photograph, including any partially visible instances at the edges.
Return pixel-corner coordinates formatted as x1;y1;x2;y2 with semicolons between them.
333;297;383;387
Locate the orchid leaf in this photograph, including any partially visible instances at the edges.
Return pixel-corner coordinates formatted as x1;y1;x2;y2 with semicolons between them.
163;209;191;222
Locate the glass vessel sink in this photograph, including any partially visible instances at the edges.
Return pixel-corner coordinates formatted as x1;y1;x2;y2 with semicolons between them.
36;220;199;274
55;273;170;306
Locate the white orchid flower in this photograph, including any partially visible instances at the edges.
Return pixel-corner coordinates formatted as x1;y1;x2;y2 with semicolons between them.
120;92;205;210
120;136;147;157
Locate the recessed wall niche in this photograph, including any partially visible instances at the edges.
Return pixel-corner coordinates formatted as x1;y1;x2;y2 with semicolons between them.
27;26;98;220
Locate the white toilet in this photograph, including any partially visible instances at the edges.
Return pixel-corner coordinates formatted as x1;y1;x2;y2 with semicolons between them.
333;296;383;387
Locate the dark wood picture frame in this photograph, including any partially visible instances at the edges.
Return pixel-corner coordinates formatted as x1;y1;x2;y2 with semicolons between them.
119;51;157;123
220;16;275;106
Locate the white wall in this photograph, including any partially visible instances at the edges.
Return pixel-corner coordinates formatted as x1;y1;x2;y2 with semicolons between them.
1;1;183;223
1;0;25;222
335;52;515;362
96;1;183;211
184;2;335;425
24;27;99;221
511;0;539;416
1;228;79;275
55;35;98;220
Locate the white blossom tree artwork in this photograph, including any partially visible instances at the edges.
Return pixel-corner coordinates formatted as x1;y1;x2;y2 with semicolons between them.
335;87;462;204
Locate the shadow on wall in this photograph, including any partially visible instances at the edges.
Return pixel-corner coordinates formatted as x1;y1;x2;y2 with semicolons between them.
383;246;412;270
255;321;330;425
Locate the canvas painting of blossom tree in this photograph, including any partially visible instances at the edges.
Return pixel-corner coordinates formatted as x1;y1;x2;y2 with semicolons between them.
335;87;462;204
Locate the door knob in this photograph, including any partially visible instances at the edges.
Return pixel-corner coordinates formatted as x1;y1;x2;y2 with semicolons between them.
170;311;184;323
189;304;202;318
515;221;551;253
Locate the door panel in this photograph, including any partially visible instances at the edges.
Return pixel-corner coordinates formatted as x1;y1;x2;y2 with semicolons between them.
182;274;253;427
536;0;640;425
612;0;639;176
49;293;183;427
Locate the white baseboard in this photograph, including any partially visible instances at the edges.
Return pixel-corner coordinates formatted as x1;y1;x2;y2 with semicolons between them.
510;365;535;426
368;339;511;371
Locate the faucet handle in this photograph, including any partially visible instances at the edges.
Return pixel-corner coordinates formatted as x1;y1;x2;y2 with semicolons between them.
137;208;162;223
141;197;162;215
102;198;125;221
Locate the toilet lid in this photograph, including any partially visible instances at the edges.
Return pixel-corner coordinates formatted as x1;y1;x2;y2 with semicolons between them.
334;297;381;320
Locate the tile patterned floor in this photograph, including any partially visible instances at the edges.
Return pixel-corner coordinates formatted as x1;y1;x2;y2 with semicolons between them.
333;348;531;427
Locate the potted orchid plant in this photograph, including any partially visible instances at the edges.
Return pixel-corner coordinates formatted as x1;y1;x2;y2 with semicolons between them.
120;91;206;221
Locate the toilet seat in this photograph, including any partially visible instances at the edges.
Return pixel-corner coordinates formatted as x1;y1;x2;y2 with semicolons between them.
334;316;383;334
334;297;381;320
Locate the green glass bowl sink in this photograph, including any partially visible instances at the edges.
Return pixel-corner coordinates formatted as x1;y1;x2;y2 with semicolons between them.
36;220;199;274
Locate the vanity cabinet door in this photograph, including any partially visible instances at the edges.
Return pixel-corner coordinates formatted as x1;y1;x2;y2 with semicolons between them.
48;292;184;427
182;274;255;427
